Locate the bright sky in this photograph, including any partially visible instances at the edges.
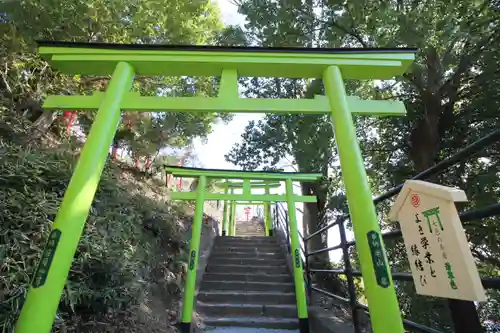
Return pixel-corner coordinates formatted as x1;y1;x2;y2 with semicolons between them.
193;0;250;170
192;1;349;262
217;0;246;26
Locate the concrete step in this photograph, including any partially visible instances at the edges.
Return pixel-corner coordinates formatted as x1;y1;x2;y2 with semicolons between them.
197;291;296;305
235;228;265;231
211;248;281;256
234;233;266;237
210;251;284;259
216;236;276;243
215;241;277;248
203;328;299;333
215;242;277;248
214;240;279;247
211;248;268;255
218;235;271;238
203;316;299;330
200;280;295;293
209;257;286;267
213;244;281;252
206;264;288;274
236;227;264;229
197;302;297;318
202;273;292;283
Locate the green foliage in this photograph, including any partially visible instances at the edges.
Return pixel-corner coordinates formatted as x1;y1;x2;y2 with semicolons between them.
0;141;190;332
0;0;229;156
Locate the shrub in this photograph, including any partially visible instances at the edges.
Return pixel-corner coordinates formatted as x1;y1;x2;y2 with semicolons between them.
0;142;189;332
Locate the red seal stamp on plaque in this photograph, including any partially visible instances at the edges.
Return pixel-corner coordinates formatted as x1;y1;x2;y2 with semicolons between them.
411;193;420;208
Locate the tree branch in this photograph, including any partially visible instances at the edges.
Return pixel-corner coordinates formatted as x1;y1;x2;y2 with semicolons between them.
472;249;500;269
440;32;498;98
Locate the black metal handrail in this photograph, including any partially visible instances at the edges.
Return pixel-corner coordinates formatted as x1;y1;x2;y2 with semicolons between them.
274;129;500;333
274;202;307;255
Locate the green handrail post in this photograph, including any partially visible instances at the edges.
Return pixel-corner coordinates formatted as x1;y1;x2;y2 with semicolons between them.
323;66;404;333
179;175;207;333
285;178;309;333
15;61;135;333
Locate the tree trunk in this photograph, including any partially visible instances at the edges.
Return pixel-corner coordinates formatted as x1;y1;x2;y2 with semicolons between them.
301;181;329;265
22;109;58;144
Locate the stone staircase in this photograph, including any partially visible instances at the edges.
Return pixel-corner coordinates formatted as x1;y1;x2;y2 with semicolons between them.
196;234;299;331
235;217;266;236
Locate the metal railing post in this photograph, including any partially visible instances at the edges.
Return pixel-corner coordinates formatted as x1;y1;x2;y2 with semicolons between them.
284;208;291;253
304;233;312;304
338;217;361;333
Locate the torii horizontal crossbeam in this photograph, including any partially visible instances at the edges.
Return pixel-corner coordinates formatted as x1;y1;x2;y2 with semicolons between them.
38;41;416;80
215;180;281;189
170;192;317;202
165;165;322;182
43;93;406;116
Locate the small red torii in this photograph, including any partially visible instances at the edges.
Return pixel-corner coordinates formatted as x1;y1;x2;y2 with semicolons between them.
62;111;76;136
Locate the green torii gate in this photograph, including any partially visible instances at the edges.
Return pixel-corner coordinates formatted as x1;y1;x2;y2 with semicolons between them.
15;41;416;333
215;180;281;236
166;166;321;332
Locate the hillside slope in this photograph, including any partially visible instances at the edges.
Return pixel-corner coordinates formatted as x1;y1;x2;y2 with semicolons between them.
0;141;216;332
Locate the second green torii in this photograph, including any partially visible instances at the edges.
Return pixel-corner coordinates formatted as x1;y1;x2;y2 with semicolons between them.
214;180;281;236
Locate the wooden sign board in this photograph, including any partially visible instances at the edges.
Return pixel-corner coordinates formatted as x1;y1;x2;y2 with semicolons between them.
389;180;486;301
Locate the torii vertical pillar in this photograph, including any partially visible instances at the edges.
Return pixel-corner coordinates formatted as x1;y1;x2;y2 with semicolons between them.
324;66;404;333
228;188;236;236
285;179;309;332
230;201;237;236
264;184;272;236
15;62;135;333
179;175;207;333
222;182;229;236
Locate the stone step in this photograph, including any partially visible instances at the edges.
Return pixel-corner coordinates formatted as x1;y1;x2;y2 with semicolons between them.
206;264;288;274
215;240;279;246
209;257;286;267
213;244;281;252
214;241;279;249
202;316;299;330
202;273;292;283
234;233;266;237
200;280;295;293
210;251;284;259
197;302;298;318
211;248;281;256
235;229;265;231
215;241;277;247
197;290;296;305
216;236;276;242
